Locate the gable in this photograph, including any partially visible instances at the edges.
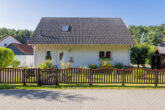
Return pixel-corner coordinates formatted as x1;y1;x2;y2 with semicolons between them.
0;36;21;47
29;17;135;45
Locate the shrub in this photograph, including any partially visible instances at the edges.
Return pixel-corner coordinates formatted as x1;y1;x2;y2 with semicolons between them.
123;65;134;69
11;59;20;68
82;66;87;69
66;62;70;68
60;61;70;69
114;62;124;69
61;61;65;69
99;61;112;68
0;47;14;68
40;60;54;69
88;64;97;69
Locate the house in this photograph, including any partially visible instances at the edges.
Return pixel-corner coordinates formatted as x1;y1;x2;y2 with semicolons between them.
0;35;21;47
152;44;165;69
28;17;135;68
7;43;34;67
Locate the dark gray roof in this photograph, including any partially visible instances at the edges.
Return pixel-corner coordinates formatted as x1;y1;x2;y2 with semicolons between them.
29;17;135;45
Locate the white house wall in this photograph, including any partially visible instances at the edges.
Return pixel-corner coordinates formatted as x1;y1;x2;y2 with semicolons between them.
34;45;131;68
14;55;34;67
0;36;20;47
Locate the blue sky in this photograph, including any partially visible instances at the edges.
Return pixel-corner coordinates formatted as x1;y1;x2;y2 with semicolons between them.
0;0;164;30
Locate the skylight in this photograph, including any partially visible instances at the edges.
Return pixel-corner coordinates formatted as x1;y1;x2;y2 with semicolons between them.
62;25;69;32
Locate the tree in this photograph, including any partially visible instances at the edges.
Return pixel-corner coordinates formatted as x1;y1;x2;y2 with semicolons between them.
129;25;165;46
0;47;14;68
0;28;32;44
131;43;149;67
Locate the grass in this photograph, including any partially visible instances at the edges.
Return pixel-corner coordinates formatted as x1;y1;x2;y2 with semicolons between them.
0;83;165;89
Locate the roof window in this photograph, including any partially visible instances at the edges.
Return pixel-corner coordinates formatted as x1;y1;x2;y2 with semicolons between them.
62;25;70;32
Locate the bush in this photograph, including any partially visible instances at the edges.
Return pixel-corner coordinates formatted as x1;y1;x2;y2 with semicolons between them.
114;62;124;69
40;60;54;69
60;61;70;69
123;65;134;69
0;47;14;68
88;64;97;69
61;61;65;69
11;59;20;68
131;43;149;67
66;62;70;68
99;61;112;68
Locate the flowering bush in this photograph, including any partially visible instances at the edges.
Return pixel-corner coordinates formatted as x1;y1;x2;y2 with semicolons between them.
61;61;70;69
99;61;112;68
66;62;70;68
123;65;134;69
40;60;54;69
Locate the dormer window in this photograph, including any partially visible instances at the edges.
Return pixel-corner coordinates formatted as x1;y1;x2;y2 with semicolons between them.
62;25;70;32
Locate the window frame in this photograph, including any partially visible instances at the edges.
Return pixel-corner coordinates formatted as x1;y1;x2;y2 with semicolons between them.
99;51;105;58
45;51;51;60
99;51;111;59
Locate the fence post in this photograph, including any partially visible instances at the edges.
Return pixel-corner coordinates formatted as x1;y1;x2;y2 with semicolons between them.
22;69;26;86
55;69;59;86
37;69;41;86
122;69;125;86
155;70;158;87
89;69;92;86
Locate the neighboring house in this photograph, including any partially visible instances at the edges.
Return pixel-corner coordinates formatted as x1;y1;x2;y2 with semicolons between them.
0;35;21;47
7;43;34;67
152;44;165;69
29;17;135;68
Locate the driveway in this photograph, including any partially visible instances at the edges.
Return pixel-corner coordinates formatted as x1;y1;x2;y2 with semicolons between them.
0;89;165;110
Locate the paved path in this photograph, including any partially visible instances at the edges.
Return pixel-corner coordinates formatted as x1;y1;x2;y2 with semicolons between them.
0;89;165;110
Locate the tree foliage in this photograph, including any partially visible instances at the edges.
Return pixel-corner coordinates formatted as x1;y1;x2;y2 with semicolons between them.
0;47;14;68
11;59;20;68
0;28;32;44
129;24;165;66
131;43;149;67
129;24;165;46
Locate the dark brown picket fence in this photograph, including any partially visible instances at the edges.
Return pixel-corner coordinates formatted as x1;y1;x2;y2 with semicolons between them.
0;68;165;86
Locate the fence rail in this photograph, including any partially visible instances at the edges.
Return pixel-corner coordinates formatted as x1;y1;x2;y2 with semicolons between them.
0;68;165;86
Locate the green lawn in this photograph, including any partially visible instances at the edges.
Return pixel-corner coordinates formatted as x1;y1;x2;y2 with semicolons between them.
0;83;165;89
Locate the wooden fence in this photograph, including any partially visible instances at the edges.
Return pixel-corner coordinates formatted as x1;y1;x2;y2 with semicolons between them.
0;68;165;86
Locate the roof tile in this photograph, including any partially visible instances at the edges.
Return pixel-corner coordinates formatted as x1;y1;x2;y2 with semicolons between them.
29;17;135;45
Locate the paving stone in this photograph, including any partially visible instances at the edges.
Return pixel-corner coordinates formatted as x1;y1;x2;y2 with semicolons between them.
0;89;165;110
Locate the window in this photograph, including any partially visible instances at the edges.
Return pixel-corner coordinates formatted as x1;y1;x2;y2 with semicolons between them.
59;52;64;60
106;51;111;58
99;51;111;59
99;51;104;58
45;51;51;60
62;25;69;32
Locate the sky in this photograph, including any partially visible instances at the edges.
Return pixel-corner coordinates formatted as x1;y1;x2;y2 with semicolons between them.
0;0;165;30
